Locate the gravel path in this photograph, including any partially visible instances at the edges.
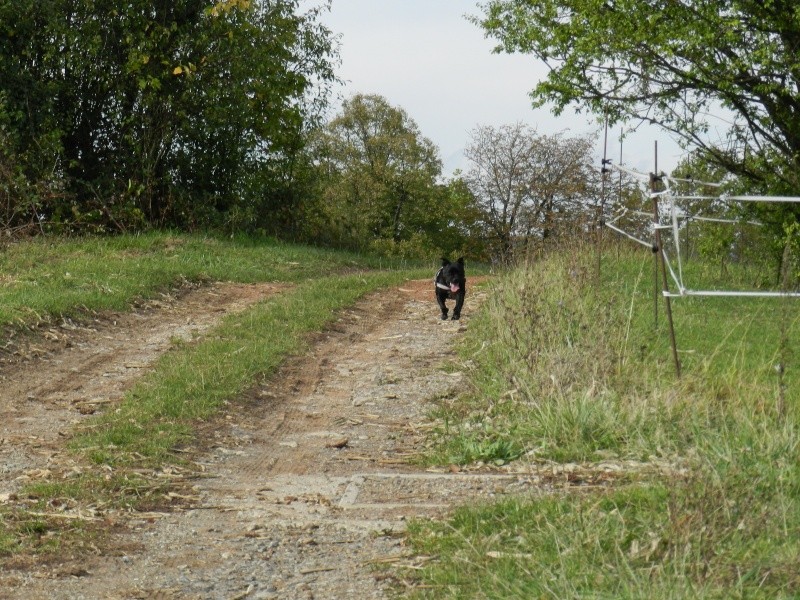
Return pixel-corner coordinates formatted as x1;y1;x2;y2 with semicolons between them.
2;279;538;599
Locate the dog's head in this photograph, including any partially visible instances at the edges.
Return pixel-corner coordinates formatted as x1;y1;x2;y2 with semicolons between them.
438;257;465;294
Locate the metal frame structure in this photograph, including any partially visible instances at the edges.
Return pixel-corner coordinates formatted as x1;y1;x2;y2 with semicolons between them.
607;162;800;299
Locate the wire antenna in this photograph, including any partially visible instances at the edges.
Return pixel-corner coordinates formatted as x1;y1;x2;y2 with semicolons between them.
604;162;800;298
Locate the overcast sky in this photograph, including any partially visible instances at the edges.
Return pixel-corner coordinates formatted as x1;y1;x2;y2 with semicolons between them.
320;0;684;176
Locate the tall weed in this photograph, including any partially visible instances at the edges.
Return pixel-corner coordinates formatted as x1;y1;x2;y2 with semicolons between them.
413;244;800;597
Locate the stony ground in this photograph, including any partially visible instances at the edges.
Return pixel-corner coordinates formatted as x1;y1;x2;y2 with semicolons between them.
0;278;654;599
0;279;497;599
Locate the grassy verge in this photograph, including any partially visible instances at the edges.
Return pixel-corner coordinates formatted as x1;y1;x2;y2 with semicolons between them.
0;231;411;327
407;245;800;598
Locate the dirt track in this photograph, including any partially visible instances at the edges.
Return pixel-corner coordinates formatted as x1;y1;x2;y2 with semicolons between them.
0;278;541;598
0;278;657;598
0;283;286;503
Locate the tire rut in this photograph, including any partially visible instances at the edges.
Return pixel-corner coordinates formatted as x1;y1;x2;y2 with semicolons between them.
0;282;286;498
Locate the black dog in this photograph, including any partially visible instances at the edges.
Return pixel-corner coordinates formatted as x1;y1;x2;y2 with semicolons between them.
434;257;466;320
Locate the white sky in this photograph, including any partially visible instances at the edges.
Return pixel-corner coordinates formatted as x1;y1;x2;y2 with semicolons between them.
320;0;684;176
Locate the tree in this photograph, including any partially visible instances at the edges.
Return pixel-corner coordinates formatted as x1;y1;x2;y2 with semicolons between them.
0;0;338;232
463;123;536;259
168;0;339;232
520;129;596;242
473;1;800;197
462;122;595;260
436;176;491;262
670;154;788;283
308;94;445;254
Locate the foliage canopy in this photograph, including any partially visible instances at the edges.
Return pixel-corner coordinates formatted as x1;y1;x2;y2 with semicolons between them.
463;122;596;260
0;0;338;232
309;93;486;259
474;0;800;194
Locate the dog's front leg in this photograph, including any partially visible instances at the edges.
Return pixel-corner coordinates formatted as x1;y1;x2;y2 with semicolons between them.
436;292;449;320
452;291;465;320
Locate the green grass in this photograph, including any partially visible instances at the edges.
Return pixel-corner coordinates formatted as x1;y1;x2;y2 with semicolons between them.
408;480;800;598
0;231;411;326
408;244;800;598
74;270;425;464
0;512;17;555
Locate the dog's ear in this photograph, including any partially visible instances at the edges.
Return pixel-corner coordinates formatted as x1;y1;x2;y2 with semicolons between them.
456;257;465;265
440;257;450;266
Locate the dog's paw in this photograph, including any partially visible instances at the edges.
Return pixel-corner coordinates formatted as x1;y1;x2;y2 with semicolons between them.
452;314;460;321
440;313;449;320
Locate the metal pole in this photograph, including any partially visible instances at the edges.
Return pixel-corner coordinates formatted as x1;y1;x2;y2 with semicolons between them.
653;142;659;328
686;217;690;262
617;129;623;261
650;167;682;378
597;118;610;281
